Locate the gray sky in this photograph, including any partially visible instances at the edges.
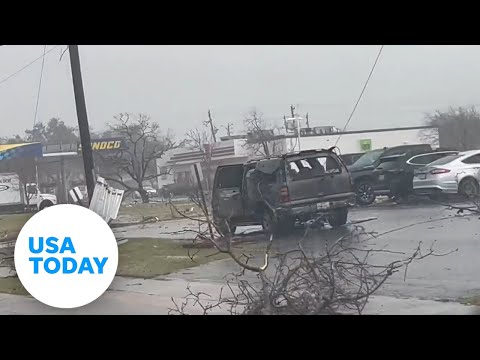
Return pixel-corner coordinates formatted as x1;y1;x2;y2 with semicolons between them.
2;45;480;140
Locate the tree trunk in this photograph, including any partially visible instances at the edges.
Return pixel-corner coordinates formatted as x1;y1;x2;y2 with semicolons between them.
139;189;149;203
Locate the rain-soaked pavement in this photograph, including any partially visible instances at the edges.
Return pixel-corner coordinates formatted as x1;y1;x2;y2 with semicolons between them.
114;200;480;302
1;200;480;314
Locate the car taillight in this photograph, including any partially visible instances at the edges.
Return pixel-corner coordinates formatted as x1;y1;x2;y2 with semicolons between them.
430;168;451;175
279;186;290;203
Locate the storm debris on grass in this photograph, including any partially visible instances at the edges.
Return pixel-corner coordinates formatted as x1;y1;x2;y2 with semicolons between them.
117;203;203;223
0;213;33;241
0;277;29;296
461;295;480;306
117;238;228;279
0;237;232;295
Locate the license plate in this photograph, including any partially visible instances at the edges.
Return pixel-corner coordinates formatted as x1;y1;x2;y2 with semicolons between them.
417;174;426;180
317;202;330;210
378;174;385;181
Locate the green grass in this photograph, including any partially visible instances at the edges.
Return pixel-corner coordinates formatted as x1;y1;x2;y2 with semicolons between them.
118;203;203;222
117;238;228;278
461;296;480;306
0;213;33;239
0;277;29;296
0;238;229;295
0;237;272;296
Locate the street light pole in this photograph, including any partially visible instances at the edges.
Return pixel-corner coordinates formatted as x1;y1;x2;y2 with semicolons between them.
68;45;95;203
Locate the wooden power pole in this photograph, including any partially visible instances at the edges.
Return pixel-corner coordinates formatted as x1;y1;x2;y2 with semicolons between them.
206;110;218;143
69;45;95;203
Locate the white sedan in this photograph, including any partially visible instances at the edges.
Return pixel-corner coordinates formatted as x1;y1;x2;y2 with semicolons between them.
144;186;157;197
413;149;480;197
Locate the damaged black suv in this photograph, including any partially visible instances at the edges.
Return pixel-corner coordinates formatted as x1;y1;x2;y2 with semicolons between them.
211;149;355;236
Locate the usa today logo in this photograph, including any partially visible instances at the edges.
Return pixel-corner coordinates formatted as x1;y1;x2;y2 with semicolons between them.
14;204;119;309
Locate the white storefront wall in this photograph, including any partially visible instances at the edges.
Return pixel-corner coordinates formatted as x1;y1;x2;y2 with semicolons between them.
285;128;437;154
156;127;438;189
156;139;250;189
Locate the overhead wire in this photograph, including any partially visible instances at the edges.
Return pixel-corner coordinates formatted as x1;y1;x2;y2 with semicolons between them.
33;45;47;127
335;45;385;146
0;45;61;86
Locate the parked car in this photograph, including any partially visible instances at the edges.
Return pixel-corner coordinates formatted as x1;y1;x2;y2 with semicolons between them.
413;149;480;198
348;144;433;205
144;186;157;197
211;149;356;236
406;150;459;170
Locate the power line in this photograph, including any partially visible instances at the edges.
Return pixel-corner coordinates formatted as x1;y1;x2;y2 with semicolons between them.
335;45;385;146
33;45;47;127
0;45;61;86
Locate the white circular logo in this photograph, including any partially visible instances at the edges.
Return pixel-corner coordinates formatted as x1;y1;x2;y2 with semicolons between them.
14;204;119;309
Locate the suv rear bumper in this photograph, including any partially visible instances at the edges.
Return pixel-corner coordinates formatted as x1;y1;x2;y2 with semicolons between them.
276;193;355;220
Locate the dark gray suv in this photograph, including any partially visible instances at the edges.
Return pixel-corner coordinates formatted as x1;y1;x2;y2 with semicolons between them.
212;149;355;236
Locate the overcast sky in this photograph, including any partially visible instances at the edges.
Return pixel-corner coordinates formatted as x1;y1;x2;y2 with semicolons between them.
2;45;480;140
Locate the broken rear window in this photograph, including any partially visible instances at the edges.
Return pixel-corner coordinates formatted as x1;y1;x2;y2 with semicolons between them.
216;166;244;188
287;156;341;180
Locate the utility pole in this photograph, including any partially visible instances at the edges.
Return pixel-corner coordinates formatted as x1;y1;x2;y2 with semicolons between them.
205;110;218;143
69;45;95;203
296;116;301;152
222;123;234;137
193;164;214;241
306;113;310;129
289;105;302;151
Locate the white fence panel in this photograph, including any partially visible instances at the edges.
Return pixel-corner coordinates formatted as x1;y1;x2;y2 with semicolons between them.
89;177;125;224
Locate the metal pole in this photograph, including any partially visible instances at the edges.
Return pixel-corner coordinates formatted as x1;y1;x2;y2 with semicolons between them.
193;164;215;240
34;158;41;203
297;116;301;152
60;156;67;204
69;45;95;203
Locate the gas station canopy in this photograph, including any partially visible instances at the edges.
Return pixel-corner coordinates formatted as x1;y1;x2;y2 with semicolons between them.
0;143;43;161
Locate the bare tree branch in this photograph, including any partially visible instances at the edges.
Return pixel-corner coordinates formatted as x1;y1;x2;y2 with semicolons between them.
96;113;178;203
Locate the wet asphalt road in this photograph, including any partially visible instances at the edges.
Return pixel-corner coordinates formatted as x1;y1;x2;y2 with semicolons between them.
349;203;480;301
116;200;480;302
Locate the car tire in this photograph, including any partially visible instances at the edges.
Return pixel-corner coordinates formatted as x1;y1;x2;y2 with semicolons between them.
261;210;280;237
39;200;53;211
459;177;480;198
329;207;349;228
216;221;237;236
356;181;376;206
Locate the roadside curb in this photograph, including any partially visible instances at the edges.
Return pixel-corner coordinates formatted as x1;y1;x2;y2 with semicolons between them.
0;285;476;315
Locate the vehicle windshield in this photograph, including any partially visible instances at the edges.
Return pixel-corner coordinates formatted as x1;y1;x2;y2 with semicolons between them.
428;154;463;166
352;149;385;168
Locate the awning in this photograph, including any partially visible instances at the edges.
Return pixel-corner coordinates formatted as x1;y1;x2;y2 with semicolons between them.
0;142;43;161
